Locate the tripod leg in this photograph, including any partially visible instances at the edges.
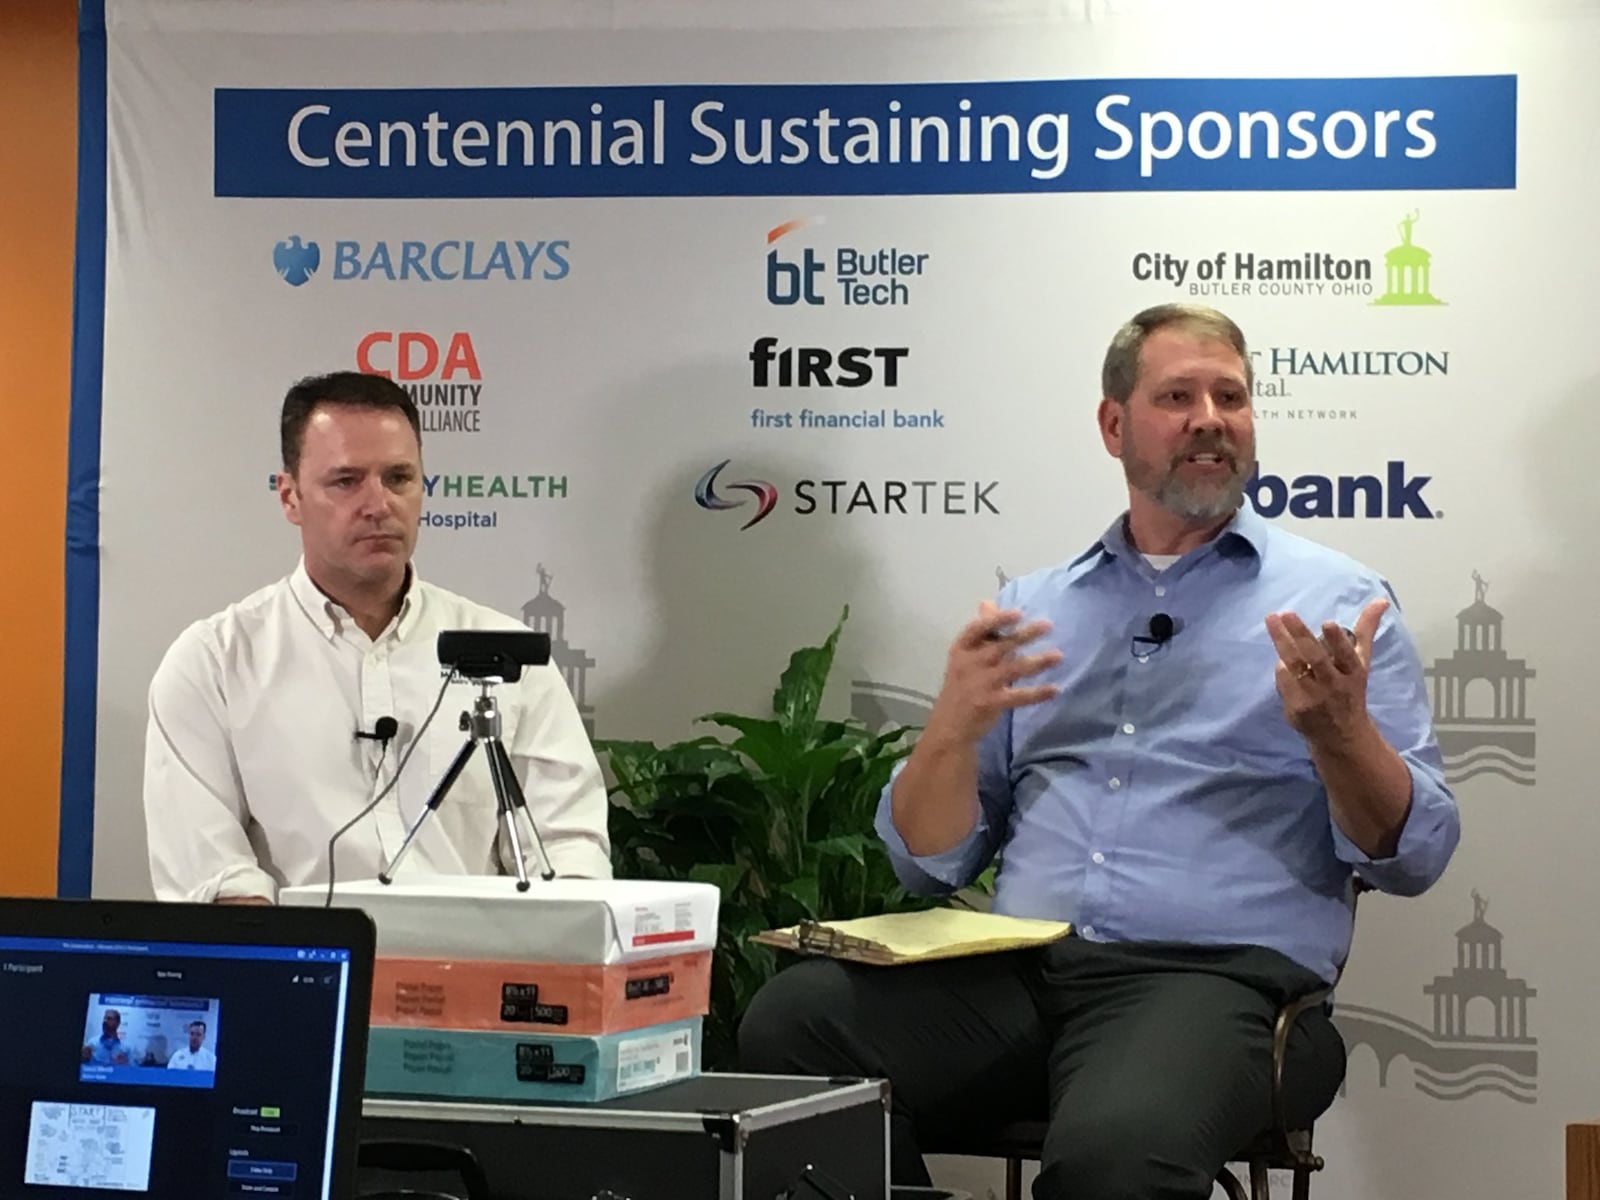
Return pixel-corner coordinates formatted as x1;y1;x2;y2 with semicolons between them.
378;739;477;885
484;737;532;891
491;740;555;881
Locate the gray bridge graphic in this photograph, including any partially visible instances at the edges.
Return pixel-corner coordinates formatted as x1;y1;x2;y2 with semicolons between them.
1336;891;1537;1104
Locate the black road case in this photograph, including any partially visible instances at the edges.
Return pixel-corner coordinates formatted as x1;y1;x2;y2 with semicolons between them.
361;1073;890;1200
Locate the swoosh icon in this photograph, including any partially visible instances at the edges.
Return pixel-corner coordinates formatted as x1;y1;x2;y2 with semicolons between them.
694;459;779;530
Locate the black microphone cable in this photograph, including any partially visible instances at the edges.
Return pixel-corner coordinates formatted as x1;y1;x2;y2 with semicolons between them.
324;669;458;909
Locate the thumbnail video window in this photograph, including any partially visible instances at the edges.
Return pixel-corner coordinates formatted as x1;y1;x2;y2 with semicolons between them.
79;995;221;1088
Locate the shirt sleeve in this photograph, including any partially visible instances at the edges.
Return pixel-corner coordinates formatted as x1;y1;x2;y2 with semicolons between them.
506;663;613;879
143;626;279;903
873;590;1019;894
1329;591;1461;895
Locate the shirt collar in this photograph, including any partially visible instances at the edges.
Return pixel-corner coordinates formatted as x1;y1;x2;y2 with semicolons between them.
1063;496;1268;582
289;559;419;640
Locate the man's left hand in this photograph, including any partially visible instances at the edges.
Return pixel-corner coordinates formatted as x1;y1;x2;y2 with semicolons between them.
1265;597;1389;745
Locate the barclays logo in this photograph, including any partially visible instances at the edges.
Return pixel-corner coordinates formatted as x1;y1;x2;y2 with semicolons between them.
272;237;571;286
273;236;320;287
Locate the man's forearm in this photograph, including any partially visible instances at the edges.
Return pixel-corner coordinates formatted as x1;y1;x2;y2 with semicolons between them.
1309;716;1414;859
889;725;982;856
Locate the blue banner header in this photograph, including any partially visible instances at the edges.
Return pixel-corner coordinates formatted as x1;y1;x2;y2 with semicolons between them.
213;76;1516;198
0;936;350;961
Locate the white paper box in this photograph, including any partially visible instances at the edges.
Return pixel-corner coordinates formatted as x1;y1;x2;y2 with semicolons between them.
281;876;720;965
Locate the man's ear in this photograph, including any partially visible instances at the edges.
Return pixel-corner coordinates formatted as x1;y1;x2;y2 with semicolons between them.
277;470;303;527
1097;397;1124;459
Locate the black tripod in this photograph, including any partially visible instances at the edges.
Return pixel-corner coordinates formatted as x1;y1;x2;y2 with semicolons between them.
379;678;555;891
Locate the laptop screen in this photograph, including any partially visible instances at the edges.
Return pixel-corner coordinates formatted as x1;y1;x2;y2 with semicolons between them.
0;922;366;1199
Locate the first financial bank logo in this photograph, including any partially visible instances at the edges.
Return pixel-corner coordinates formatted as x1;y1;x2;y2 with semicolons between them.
271;236;572;286
694;459;1000;531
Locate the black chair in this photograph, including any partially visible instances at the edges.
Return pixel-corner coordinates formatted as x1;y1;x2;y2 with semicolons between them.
357;1137;494;1200
925;980;1332;1200
928;882;1368;1200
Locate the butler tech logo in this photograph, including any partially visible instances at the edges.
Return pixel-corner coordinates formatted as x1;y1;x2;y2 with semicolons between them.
695;459;999;530
1129;209;1445;305
765;217;932;307
272;236;571;285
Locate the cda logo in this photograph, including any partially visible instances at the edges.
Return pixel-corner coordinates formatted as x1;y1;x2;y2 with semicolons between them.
356;331;484;435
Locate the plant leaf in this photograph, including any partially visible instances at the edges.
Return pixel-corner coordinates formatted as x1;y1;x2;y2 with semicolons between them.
772;606;847;741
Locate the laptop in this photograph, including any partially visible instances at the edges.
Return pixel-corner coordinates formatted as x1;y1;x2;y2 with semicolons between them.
0;898;375;1199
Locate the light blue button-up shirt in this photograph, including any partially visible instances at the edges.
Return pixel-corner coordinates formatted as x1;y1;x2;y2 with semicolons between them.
876;501;1460;982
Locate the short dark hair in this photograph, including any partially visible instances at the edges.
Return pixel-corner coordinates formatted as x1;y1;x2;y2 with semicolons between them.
1101;304;1253;404
189;1021;207;1034
280;371;422;476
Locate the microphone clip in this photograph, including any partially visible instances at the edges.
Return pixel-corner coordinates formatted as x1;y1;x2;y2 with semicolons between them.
354;716;399;747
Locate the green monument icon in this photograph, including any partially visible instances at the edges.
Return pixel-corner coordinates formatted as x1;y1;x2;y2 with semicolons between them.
1372;209;1446;306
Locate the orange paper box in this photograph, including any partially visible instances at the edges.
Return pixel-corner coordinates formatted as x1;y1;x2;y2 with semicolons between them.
371;950;711;1036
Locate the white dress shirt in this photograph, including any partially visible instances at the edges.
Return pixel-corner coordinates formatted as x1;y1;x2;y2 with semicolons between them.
166;1045;217;1071
144;561;612;902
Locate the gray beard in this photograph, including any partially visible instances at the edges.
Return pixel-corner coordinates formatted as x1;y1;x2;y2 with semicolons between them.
1151;467;1249;521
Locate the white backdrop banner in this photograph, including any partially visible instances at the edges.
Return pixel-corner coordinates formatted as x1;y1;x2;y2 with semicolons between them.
77;1;1600;1196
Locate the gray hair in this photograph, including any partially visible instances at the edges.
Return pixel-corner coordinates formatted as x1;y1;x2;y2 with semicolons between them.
1101;304;1253;404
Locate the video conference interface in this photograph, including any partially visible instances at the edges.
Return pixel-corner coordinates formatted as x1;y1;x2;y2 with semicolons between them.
0;934;353;1197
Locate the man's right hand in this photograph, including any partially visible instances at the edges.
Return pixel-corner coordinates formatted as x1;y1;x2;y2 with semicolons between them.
888;601;1062;858
926;600;1062;747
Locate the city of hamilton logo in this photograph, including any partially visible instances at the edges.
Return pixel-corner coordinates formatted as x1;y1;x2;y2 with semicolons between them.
520;563;597;738
1336;890;1537;1104
1423;571;1535;786
273;236;321;287
1371;208;1445;307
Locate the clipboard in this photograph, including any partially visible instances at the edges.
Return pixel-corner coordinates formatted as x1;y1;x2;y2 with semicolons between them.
751;908;1072;966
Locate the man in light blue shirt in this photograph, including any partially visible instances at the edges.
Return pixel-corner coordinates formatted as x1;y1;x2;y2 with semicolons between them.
740;304;1460;1200
81;1008;129;1066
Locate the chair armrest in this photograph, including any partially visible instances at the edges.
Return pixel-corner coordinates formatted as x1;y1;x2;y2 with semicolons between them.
1267;986;1332;1156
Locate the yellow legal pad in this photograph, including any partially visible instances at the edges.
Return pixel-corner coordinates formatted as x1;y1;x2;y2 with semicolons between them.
752;908;1072;966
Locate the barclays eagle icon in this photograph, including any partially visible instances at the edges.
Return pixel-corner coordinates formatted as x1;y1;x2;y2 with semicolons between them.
273;236;321;287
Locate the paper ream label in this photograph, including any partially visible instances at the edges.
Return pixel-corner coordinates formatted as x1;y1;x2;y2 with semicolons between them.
614;1028;695;1094
630;902;696;948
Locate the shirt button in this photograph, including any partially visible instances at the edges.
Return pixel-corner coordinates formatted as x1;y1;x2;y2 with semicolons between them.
1081;925;1097;938
1108;777;1121;790
1154;585;1167;597
1092;852;1105;864
1121;723;1135;735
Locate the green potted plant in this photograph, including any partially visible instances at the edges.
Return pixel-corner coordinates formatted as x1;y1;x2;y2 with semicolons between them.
597;607;934;1068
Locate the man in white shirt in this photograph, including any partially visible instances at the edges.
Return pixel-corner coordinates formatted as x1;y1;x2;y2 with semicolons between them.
166;1021;217;1071
143;372;611;903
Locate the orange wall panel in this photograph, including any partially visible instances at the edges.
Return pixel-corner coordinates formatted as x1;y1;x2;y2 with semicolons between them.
0;0;77;895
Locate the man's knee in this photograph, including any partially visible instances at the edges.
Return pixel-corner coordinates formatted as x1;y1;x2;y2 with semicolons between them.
1036;1110;1219;1200
737;958;858;1074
